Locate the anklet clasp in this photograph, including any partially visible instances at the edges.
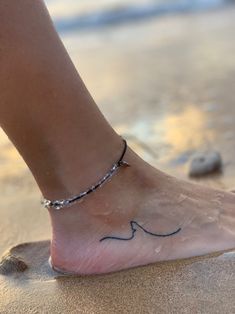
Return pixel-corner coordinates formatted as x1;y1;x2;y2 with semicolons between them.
42;139;129;210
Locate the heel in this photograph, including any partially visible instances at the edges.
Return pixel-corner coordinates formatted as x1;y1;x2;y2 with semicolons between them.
48;256;77;276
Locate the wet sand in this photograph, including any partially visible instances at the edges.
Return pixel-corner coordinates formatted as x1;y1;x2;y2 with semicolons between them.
0;242;235;313
1;6;235;314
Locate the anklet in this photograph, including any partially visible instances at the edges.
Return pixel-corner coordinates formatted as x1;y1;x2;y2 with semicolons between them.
42;139;129;210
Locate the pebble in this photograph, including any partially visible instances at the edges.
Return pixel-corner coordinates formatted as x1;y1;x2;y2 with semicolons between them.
0;253;28;275
189;151;222;177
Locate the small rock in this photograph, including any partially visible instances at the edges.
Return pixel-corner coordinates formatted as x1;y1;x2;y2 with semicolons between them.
189;151;222;177
0;253;28;275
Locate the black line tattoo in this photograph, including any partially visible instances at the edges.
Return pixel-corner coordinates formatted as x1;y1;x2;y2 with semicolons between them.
100;221;181;242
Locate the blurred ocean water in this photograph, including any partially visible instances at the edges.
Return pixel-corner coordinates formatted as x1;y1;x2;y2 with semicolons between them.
45;0;230;31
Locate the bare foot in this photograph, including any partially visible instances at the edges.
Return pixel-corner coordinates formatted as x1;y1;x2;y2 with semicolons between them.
49;147;235;274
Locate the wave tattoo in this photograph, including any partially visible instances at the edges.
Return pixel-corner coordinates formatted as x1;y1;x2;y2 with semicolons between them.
100;220;181;242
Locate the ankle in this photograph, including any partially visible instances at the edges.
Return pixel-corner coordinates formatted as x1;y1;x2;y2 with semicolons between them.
41;133;126;201
48;150;156;228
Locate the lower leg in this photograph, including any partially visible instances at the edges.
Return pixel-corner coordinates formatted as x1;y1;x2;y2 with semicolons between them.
0;0;235;275
0;0;122;200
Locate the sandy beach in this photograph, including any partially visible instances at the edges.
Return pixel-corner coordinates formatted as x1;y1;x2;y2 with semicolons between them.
1;5;235;313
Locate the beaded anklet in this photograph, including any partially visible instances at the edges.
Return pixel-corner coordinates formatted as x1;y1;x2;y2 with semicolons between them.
42;139;129;210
